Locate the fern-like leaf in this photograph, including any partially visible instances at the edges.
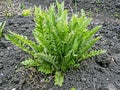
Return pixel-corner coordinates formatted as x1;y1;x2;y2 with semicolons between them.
55;71;64;87
21;58;40;67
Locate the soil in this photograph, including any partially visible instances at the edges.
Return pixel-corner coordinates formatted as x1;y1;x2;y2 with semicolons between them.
0;0;120;90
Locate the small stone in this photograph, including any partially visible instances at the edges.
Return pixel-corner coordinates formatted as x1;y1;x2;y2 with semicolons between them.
0;52;4;57
12;88;16;90
106;78;109;81
7;47;12;50
41;78;45;83
0;73;3;76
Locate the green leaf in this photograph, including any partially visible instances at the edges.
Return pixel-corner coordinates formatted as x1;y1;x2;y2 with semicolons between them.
80;36;101;55
0;21;6;38
21;58;40;67
5;31;39;56
22;9;31;16
37;65;53;74
81;50;106;60
55;71;64;87
61;50;73;71
72;38;78;51
81;9;86;17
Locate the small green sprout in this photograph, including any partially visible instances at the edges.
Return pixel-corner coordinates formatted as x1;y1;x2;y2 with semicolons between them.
8;0;13;7
20;1;25;10
5;10;13;18
22;9;31;16
0;21;6;38
71;87;76;90
114;12;120;18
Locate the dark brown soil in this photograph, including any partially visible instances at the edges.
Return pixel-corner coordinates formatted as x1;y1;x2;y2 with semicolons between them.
0;0;120;90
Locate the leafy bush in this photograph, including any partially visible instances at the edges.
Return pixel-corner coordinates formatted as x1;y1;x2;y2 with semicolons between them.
5;2;105;86
0;21;6;38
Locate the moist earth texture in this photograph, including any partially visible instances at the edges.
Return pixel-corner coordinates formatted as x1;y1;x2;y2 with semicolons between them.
0;0;120;90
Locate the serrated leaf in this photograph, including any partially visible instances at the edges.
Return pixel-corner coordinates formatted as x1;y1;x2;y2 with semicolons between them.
55;71;64;87
81;50;106;60
37;65;53;74
21;58;40;67
0;21;6;38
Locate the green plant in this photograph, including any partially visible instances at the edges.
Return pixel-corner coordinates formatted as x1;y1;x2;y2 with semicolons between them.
5;1;105;86
71;87;76;90
86;8;93;17
0;21;6;38
20;1;25;10
96;0;102;4
114;12;120;18
8;0;13;7
22;9;31;16
5;9;13;18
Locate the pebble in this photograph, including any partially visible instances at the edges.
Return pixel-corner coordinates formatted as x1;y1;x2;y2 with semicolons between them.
0;73;3;76
40;78;45;83
12;88;16;90
7;47;11;50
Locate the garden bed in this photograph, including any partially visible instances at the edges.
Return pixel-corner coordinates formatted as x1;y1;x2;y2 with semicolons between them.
0;0;120;90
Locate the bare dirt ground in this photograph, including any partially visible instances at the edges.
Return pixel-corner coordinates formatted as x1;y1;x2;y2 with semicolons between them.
0;0;120;90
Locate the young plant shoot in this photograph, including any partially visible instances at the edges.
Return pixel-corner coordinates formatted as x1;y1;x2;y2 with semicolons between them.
0;21;6;38
5;2;105;86
22;9;31;16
